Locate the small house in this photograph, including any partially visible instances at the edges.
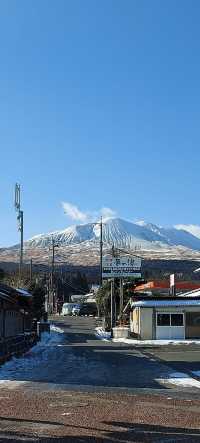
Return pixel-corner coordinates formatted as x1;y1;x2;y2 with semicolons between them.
0;284;32;338
130;294;200;340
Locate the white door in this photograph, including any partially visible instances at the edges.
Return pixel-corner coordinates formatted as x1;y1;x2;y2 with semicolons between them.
156;313;185;340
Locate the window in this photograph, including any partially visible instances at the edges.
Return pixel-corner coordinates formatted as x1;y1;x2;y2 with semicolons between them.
171;314;184;326
157;312;184;327
157;314;170;326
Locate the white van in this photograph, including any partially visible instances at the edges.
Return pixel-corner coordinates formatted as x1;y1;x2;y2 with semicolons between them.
62;303;77;316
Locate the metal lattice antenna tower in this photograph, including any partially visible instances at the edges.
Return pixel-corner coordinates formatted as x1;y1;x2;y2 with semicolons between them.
14;183;24;281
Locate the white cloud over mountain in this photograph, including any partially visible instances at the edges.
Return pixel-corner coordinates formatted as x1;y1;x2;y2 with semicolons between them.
61;202;117;223
100;207;117;219
61;202;89;223
175;224;200;240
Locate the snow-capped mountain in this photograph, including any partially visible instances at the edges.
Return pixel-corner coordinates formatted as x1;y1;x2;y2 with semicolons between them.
175;224;200;240
28;223;95;247
26;218;200;251
135;220;200;251
2;218;200;266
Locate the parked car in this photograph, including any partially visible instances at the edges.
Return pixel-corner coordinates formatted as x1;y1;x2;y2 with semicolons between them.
78;303;97;317
62;303;77;316
72;304;81;316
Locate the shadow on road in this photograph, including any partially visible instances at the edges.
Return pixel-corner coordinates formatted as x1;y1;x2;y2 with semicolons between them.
0;416;65;426
0;420;200;442
0;317;172;390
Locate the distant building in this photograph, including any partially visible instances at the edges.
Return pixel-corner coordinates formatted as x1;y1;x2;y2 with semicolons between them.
70;293;96;304
133;280;200;296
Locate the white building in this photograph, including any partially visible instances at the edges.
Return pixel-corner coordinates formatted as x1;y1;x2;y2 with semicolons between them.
130;297;200;340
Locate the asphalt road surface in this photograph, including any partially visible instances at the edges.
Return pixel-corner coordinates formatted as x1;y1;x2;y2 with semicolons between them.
0;316;181;391
1;315;200;393
1;317;200;441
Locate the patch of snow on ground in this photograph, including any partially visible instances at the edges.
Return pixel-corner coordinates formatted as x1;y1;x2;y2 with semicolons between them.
192;371;200;377
50;324;64;334
157;372;200;389
112;338;200;346
95;327;111;341
0;324;64;382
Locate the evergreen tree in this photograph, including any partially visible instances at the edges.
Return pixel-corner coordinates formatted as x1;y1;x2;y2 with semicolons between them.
0;268;5;281
28;283;45;320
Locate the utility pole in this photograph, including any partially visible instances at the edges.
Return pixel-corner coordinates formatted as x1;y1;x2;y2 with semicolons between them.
110;245;116;334
49;237;59;314
14;184;24;282
93;218;103;287
19;210;23;274
100;216;103;286
30;259;33;283
119;278;123;325
110;278;114;332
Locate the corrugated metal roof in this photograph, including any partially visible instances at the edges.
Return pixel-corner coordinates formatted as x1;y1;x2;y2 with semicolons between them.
179;289;200;298
16;288;32;297
0;291;15;303
135;280;200;292
131;299;200;308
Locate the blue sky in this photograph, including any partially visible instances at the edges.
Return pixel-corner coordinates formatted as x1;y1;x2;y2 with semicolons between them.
1;0;200;246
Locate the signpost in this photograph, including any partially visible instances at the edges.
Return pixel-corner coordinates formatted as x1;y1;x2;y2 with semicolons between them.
102;255;141;279
102;251;142;335
170;274;176;296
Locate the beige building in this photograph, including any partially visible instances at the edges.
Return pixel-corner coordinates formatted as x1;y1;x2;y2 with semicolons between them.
130;298;200;340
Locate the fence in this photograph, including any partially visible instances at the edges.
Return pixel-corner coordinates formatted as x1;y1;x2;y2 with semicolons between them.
0;332;38;364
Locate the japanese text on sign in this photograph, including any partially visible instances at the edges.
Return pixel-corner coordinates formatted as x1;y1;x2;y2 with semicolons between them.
102;255;141;278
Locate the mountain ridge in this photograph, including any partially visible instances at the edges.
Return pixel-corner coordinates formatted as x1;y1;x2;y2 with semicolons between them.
25;217;200;251
1;217;200;266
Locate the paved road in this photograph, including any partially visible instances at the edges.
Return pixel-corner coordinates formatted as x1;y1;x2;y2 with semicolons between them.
0;316;176;391
1;317;200;441
0;315;196;393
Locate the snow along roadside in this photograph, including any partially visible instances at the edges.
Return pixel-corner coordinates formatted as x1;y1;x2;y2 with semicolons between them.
95;327;111;341
157;371;200;389
95;327;200;346
112;337;200;346
0;323;65;383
